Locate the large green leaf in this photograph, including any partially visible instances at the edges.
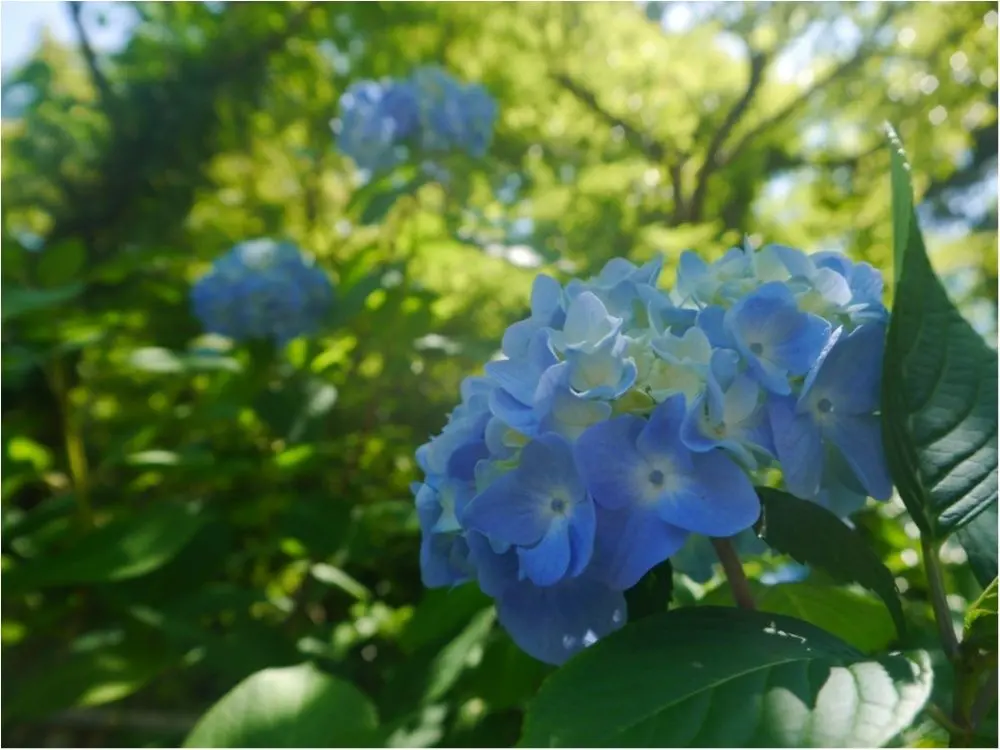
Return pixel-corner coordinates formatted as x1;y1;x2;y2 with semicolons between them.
3;502;208;591
756;488;905;637
521;608;932;748
882;127;998;538
702;582;896;653
955;500;998;589
183;663;379;748
2;636;173;722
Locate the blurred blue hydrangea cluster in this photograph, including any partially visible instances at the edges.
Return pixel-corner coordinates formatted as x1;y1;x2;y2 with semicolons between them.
191;239;334;346
412;241;891;665
335;65;497;174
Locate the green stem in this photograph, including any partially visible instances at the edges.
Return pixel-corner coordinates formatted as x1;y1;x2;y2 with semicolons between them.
49;359;92;528
712;537;756;610
921;535;960;661
927;702;965;737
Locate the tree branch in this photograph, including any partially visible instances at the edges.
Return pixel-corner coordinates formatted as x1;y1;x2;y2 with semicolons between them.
715;5;903;180
66;1;116;114
551;72;668;162
687;49;769;222
552;71;687;216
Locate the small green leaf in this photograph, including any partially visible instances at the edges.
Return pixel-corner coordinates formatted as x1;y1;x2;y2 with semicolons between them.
964;577;998;651
883;128;998;538
423;607;496;704
521;608;932;748
756;488;905;638
956;500;998;589
3;502;208;591
183;663;379;748
702;582;896;653
1;283;85;322
310;562;371;601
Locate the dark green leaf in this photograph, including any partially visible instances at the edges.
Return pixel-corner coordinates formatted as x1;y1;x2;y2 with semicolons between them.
521;607;932;748
3;502;208;591
399;585;493;654
702;582;896;653
964;577;998;651
624;559;674;621
883;128;998;538
183;663;379;748
756;488;905;638
359;175;430;225
3;637;172;722
423;607;496;705
956;500;998;589
36;239;87;286
1;283;85;322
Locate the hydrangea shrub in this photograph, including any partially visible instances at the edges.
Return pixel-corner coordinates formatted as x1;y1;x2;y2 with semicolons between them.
335;65;497;174
191;238;334;346
412;241;893;665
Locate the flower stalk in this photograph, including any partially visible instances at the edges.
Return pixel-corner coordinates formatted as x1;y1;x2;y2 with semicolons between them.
712;537;756;610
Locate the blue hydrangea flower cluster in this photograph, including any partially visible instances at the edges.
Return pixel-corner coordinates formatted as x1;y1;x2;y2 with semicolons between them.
413;241;892;665
191;239;333;346
335;66;497;173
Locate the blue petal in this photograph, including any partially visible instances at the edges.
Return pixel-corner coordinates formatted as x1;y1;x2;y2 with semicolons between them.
467;531;518;598
538;387;613;442
556;291;621;352
824;414;893;500
801;322;886;416
489;387;538;432
447;440;489;482
636;394;695;467
697;305;732;348
517;432;584;497
767;395;824;499
461;472;549;546
573;416;647;510
495;576;627;665
656;450;760;536
568;496;597;578
592;505;688;590
518;522;571;586
420;531;473;588
769;312;830;376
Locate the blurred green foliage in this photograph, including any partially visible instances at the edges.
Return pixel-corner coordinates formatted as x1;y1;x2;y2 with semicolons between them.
1;1;996;747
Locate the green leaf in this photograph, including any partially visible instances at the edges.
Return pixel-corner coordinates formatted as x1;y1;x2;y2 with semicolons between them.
886;124;912;282
702;582;896;653
521;608;932;748
756;488;905;638
3;637;172;722
3;502;208;591
0;282;85;322
310;562;371;601
183;663;379;748
883;129;998;538
359;175;430;225
36;239;87;286
399;585;493;654
423;607;496;704
956;500;998;589
964;577;998;651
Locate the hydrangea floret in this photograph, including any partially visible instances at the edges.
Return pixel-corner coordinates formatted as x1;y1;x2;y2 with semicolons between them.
190;238;334;346
413;241;891;665
335;65;497;174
